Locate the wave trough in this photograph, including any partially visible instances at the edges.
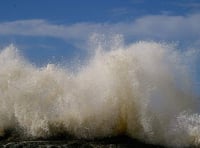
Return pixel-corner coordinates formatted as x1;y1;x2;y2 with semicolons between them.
0;41;199;147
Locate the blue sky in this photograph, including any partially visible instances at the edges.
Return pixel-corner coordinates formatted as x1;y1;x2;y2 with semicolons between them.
0;0;200;68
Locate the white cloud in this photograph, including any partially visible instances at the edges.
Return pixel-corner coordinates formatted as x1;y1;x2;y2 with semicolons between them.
130;13;200;40
0;13;200;48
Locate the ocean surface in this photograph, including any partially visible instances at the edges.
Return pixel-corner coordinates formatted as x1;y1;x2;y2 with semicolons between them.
0;40;200;147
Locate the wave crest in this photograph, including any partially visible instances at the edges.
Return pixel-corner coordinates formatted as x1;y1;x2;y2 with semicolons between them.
0;41;199;147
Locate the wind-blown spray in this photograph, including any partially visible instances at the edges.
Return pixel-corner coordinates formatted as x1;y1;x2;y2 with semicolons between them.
0;40;199;147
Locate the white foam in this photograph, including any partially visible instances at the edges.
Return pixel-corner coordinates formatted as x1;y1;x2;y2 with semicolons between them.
0;41;199;147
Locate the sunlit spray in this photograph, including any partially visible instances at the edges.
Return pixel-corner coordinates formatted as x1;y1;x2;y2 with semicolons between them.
0;37;199;147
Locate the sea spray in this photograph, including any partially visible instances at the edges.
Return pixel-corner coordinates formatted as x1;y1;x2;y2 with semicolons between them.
0;41;199;147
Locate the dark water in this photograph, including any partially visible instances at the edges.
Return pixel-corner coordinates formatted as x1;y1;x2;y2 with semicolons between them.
0;129;164;147
1;135;164;148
